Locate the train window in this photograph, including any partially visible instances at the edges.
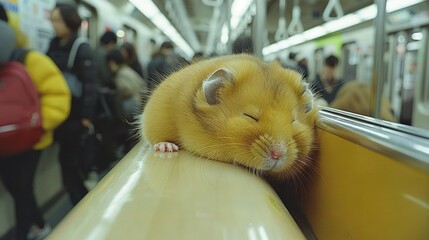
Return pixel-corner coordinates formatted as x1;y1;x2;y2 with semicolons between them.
386;25;429;128
341;42;358;82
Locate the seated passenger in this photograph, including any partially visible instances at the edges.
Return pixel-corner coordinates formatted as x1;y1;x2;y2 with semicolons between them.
330;81;395;122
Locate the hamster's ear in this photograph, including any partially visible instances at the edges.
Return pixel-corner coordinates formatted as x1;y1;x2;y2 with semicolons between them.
203;68;234;105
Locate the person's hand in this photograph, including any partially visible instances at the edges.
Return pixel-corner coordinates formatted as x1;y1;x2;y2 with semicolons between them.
81;118;91;128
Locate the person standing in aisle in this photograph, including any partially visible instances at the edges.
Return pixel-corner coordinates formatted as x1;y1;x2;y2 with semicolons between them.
46;2;98;206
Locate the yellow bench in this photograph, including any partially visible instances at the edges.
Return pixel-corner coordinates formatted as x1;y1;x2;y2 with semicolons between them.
48;144;305;239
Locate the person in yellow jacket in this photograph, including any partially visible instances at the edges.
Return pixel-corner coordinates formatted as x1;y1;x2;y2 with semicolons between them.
0;17;70;240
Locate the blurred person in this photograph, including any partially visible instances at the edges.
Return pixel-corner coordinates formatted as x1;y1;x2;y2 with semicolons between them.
0;20;71;240
93;31;119;172
106;49;146;153
120;42;144;78
231;35;253;54
94;30;117;88
330;81;395;122
0;3;7;22
297;57;310;80
311;55;344;104
46;2;98;206
147;41;188;91
283;52;298;69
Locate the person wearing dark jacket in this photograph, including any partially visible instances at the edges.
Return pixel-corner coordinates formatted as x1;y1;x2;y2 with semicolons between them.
311;55;344;104
147;41;188;91
46;3;98;206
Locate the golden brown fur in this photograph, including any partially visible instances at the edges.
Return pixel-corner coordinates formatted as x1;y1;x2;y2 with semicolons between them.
141;54;318;180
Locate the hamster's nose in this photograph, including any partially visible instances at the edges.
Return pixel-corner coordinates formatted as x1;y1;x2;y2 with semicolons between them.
270;150;284;160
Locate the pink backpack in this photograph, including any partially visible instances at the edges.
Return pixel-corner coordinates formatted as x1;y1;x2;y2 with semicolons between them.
0;49;43;157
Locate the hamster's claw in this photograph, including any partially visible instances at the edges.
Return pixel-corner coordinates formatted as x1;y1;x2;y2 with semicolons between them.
154;142;179;152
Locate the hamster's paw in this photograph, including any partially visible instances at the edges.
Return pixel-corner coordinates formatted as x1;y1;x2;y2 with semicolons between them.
154;142;179;152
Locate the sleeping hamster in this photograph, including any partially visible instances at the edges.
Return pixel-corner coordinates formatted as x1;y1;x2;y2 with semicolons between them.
141;54;318;180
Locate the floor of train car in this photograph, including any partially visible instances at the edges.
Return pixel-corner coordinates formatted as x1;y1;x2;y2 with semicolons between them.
0;161;114;240
0;183;105;240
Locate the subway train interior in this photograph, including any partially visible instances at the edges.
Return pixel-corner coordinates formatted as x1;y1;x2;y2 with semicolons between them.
0;0;428;239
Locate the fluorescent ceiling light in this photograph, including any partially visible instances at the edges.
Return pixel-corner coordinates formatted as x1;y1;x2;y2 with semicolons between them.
129;0;160;19
406;41;420;51
221;24;229;44
129;0;194;58
411;32;423;41
116;29;125;38
323;14;362;33
302;26;328;40
286;34;305;46
355;5;377;21
231;0;253;29
263;0;426;56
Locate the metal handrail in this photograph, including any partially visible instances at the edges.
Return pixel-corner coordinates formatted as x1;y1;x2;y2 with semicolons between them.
318;107;429;172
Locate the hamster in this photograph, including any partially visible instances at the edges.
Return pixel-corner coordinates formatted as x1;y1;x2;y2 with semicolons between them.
141;54;318;180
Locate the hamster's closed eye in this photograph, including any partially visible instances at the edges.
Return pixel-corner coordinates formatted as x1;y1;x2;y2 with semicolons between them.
242;113;259;121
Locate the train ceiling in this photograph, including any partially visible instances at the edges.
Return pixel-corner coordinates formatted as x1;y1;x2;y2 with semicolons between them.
107;0;374;52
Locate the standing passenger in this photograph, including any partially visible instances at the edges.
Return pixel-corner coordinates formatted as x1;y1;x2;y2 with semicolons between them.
95;31;117;88
147;41;188;91
46;2;98;206
231;35;254;54
311;55;344;104
120;42;144;78
93;31;118;172
0;20;70;240
106;49;146;153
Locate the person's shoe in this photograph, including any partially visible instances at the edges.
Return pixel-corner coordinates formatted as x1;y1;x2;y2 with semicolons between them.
27;224;51;240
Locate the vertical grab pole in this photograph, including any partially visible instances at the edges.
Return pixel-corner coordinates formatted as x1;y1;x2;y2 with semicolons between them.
252;0;266;59
226;0;232;51
371;0;387;118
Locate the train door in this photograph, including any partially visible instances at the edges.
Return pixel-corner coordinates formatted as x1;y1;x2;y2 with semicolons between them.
411;26;429;130
388;26;428;126
342;42;358;82
77;3;98;48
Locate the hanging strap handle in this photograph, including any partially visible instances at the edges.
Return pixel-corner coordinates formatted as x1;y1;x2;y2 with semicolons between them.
67;37;86;70
275;0;288;41
288;0;303;35
323;0;344;21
